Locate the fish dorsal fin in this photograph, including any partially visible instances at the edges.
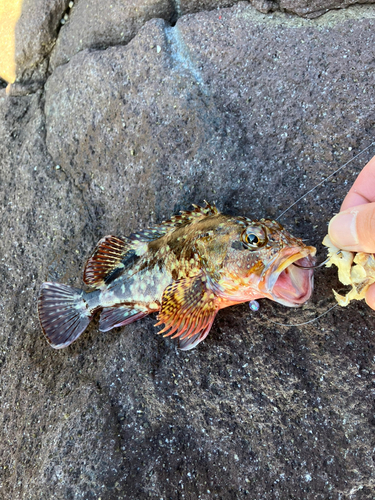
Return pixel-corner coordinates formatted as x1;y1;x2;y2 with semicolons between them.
168;202;220;228
83;235;131;287
128;226;169;243
127;203;220;244
154;273;220;347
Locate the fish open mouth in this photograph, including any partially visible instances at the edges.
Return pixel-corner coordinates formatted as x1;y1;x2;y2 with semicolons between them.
266;248;316;307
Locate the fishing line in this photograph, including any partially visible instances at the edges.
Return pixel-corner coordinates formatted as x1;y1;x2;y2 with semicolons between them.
268;303;339;327
270;143;374;326
294;251;341;269
276;142;375;220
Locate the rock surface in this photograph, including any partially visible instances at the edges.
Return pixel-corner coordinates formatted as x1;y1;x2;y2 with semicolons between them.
14;0;67;81
49;0;176;70
278;0;375;18
1;2;375;499
12;0;375;83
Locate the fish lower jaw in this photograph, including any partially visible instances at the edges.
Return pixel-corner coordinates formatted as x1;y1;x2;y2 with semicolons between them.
271;284;313;307
265;254;315;307
270;263;314;306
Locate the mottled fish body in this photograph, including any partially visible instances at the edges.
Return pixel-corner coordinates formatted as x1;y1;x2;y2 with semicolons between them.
38;203;316;350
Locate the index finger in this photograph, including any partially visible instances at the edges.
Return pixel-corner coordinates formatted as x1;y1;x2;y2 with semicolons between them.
341;155;375;211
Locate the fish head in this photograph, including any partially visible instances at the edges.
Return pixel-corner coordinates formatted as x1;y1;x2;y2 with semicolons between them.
221;219;316;307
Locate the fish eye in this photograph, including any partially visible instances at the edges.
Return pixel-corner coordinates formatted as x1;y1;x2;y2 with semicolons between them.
247;234;259;245
242;227;267;249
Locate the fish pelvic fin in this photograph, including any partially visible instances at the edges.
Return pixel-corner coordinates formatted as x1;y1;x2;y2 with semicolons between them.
38;282;93;349
83;235;134;288
155;273;219;349
99;305;148;332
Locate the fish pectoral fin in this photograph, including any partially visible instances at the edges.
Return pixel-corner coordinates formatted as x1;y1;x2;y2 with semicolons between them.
83;235;135;287
177;322;213;350
155;274;219;349
99;304;148;332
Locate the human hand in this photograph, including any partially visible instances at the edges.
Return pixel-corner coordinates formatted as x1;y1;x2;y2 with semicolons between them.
328;155;375;309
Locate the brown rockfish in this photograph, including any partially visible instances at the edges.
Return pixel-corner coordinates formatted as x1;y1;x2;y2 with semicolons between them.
38;203;316;350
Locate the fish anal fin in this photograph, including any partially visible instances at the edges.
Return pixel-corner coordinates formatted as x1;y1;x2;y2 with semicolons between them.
83;235;130;287
155;274;218;347
99;305;148;332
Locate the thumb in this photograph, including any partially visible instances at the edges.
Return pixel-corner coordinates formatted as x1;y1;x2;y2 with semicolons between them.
328;202;375;253
365;283;375;310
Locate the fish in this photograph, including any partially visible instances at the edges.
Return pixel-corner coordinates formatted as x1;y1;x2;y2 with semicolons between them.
37;202;316;350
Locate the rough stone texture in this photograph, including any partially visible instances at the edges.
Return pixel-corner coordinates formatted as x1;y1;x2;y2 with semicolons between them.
49;0;176;70
1;2;375;499
14;0;375;84
178;0;241;16
14;0;68;81
49;0;375;71
278;0;375;18
49;0;243;70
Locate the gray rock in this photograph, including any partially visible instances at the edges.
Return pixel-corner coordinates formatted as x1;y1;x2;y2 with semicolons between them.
14;0;67;81
49;0;243;71
1;3;375;499
49;0;176;70
178;0;241;15
279;0;375;18
14;0;375;85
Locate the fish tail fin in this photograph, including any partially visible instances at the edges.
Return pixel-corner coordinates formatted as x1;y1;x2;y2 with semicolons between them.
38;282;93;349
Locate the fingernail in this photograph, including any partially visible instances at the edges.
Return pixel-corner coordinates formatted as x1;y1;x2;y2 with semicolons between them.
328;211;359;248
